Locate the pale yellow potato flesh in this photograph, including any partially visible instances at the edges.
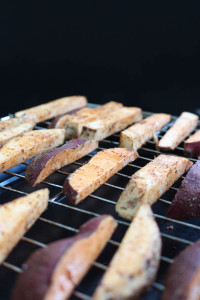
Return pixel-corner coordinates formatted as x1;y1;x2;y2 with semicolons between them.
0;118;24;132
116;154;192;220
93;205;161;300
0;189;49;263
0;122;35;147
120;113;171;150
80;107;142;141
15;96;87;123
185;129;200;143
158;112;199;150
0;129;65;173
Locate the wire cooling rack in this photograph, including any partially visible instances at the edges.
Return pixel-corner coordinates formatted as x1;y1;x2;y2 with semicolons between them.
0;105;199;300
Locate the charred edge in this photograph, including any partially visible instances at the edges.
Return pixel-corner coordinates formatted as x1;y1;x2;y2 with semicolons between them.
25;139;89;186
63;175;78;204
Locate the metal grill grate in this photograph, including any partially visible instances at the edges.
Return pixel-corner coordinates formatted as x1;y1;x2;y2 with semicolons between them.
0;105;200;300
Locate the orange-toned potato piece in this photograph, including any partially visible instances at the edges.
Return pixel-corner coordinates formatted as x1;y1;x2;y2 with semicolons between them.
93;205;161;300
11;215;117;300
119;113;171;150
15;96;87;123
116;154;192;220
0;189;49;264
0;129;65;173
158;112;198;150
63;148;138;205
80;107;142;141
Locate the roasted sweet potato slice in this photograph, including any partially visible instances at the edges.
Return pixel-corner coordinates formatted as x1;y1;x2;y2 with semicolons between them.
0;129;65;173
11;215;117;300
93;205;161;300
167;161;200;220
48;108;84;129
184;130;200;157
163;241;200;300
119;113;171;150
80;107;142;141
0;117;23;132
15;96;87;123
158;112;198;151
25;139;98;186
0;122;35;147
0;189;49;264
63;148;138;205
116;154;192;220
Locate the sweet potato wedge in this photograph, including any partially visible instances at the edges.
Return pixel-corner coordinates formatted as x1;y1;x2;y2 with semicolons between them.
184;130;200;157
48;108;84;129
0;189;49;264
119;113;171;150
93;205;161;300
163;241;200;300
11;215;117;300
0;117;23;132
158;112;199;151
167;161;200;220
53;101;123;139
80;107;142;141
25;139;98;186
15;96;87;123
0;129;65;173
63;148;138;205
116;154;192;220
0;122;35;147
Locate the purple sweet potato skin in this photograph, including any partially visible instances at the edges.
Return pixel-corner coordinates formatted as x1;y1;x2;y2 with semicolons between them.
11;215;108;300
63;174;77;203
184;141;200;158
48;108;83;129
163;241;200;300
167;161;200;220
25;139;88;186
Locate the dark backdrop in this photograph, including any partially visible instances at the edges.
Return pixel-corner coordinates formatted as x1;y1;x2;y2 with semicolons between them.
1;1;200;117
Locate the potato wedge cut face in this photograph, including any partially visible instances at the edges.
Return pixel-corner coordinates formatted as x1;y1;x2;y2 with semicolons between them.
11;215;117;300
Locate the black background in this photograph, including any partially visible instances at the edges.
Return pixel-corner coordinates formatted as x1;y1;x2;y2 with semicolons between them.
1;1;200;117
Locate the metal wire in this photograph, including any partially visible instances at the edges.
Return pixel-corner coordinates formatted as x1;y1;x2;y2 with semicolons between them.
0;108;200;300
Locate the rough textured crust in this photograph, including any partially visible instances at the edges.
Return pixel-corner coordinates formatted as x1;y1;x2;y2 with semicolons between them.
163;241;200;300
119;113;171;150
167;161;200;220
15;96;87;123
0;129;65;173
80;107;142;141
0;189;49;264
48;108;84;129
53;101;124;139
116;154;192;220
0;117;23;132
93;205;161;300
184;130;200;157
158;112;199;150
25;139;98;186
0;122;35;147
63;148;138;205
11;215;117;300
